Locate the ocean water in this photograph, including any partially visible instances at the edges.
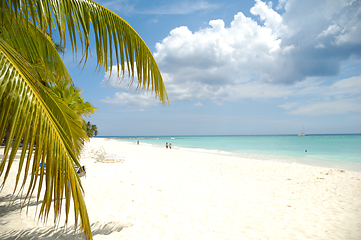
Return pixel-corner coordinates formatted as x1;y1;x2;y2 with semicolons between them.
100;135;361;172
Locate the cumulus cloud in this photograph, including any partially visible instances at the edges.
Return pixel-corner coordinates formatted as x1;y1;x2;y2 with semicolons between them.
155;0;361;85
154;3;287;104
155;0;285;89
101;0;361;117
250;0;287;36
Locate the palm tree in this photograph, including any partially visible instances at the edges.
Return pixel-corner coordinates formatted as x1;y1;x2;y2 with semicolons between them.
93;124;98;136
91;124;98;137
0;1;168;239
51;81;98;118
85;121;98;137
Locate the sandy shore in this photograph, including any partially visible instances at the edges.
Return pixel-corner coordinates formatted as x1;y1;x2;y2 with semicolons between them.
1;137;361;239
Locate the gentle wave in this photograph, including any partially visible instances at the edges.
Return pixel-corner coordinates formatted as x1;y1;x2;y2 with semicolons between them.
178;147;231;155
99;135;361;172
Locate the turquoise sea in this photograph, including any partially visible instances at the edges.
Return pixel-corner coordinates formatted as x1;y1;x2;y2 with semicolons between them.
99;135;361;172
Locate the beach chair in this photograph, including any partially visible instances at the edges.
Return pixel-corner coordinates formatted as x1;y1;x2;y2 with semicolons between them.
80;150;92;159
100;146;117;157
96;153;115;163
90;147;102;159
80;144;94;159
94;147;125;163
95;153;124;163
90;146;111;159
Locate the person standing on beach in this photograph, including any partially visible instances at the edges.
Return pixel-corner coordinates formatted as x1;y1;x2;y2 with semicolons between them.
169;143;172;149
137;140;139;145
166;142;168;149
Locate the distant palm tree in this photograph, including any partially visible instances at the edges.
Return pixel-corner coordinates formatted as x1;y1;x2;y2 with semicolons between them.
92;124;98;137
0;1;168;239
86;121;98;137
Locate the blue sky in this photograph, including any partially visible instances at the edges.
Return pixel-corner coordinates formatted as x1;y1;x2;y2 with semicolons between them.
63;0;361;136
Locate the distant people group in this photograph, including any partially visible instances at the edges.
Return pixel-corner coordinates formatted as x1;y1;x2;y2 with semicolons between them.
137;140;172;149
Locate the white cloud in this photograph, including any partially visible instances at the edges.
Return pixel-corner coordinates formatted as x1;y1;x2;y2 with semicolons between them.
278;75;361;115
152;0;361;104
282;0;361;46
283;97;361;116
317;25;340;39
100;0;361;116
101;92;160;107
100;65;162;107
278;102;299;111
194;102;203;106
98;0;218;15
315;43;325;49
101;65;138;91
142;1;219;15
97;0;134;14
250;0;287;36
276;0;288;10
328;75;361;96
155;6;286;88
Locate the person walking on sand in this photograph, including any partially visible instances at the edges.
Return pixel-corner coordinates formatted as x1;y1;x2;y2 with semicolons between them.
166;142;168;149
137;140;139;145
169;142;172;149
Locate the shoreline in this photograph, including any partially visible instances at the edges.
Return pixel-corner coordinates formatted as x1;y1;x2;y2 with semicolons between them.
1;137;361;239
97;133;361;137
99;137;361;173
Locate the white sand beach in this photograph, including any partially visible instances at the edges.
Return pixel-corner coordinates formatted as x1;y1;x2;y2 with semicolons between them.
1;137;361;239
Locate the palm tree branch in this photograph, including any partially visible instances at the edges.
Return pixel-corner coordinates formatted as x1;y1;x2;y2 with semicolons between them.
0;11;74;86
6;0;168;104
0;38;92;239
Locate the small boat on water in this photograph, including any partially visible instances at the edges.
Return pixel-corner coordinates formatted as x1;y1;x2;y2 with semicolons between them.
298;126;307;136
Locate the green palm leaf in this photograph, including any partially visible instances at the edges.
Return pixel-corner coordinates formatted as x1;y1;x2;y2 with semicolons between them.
5;0;168;104
0;10;73;86
0;37;91;238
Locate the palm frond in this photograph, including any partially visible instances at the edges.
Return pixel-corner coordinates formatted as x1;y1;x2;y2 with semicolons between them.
5;0;168;104
0;10;73;86
0;37;91;239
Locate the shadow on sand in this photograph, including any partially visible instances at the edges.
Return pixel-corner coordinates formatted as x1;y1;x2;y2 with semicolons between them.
1;194;127;239
0;221;127;239
0;194;43;218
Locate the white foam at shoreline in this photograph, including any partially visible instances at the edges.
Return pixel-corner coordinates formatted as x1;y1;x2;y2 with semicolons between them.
102;137;361;172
